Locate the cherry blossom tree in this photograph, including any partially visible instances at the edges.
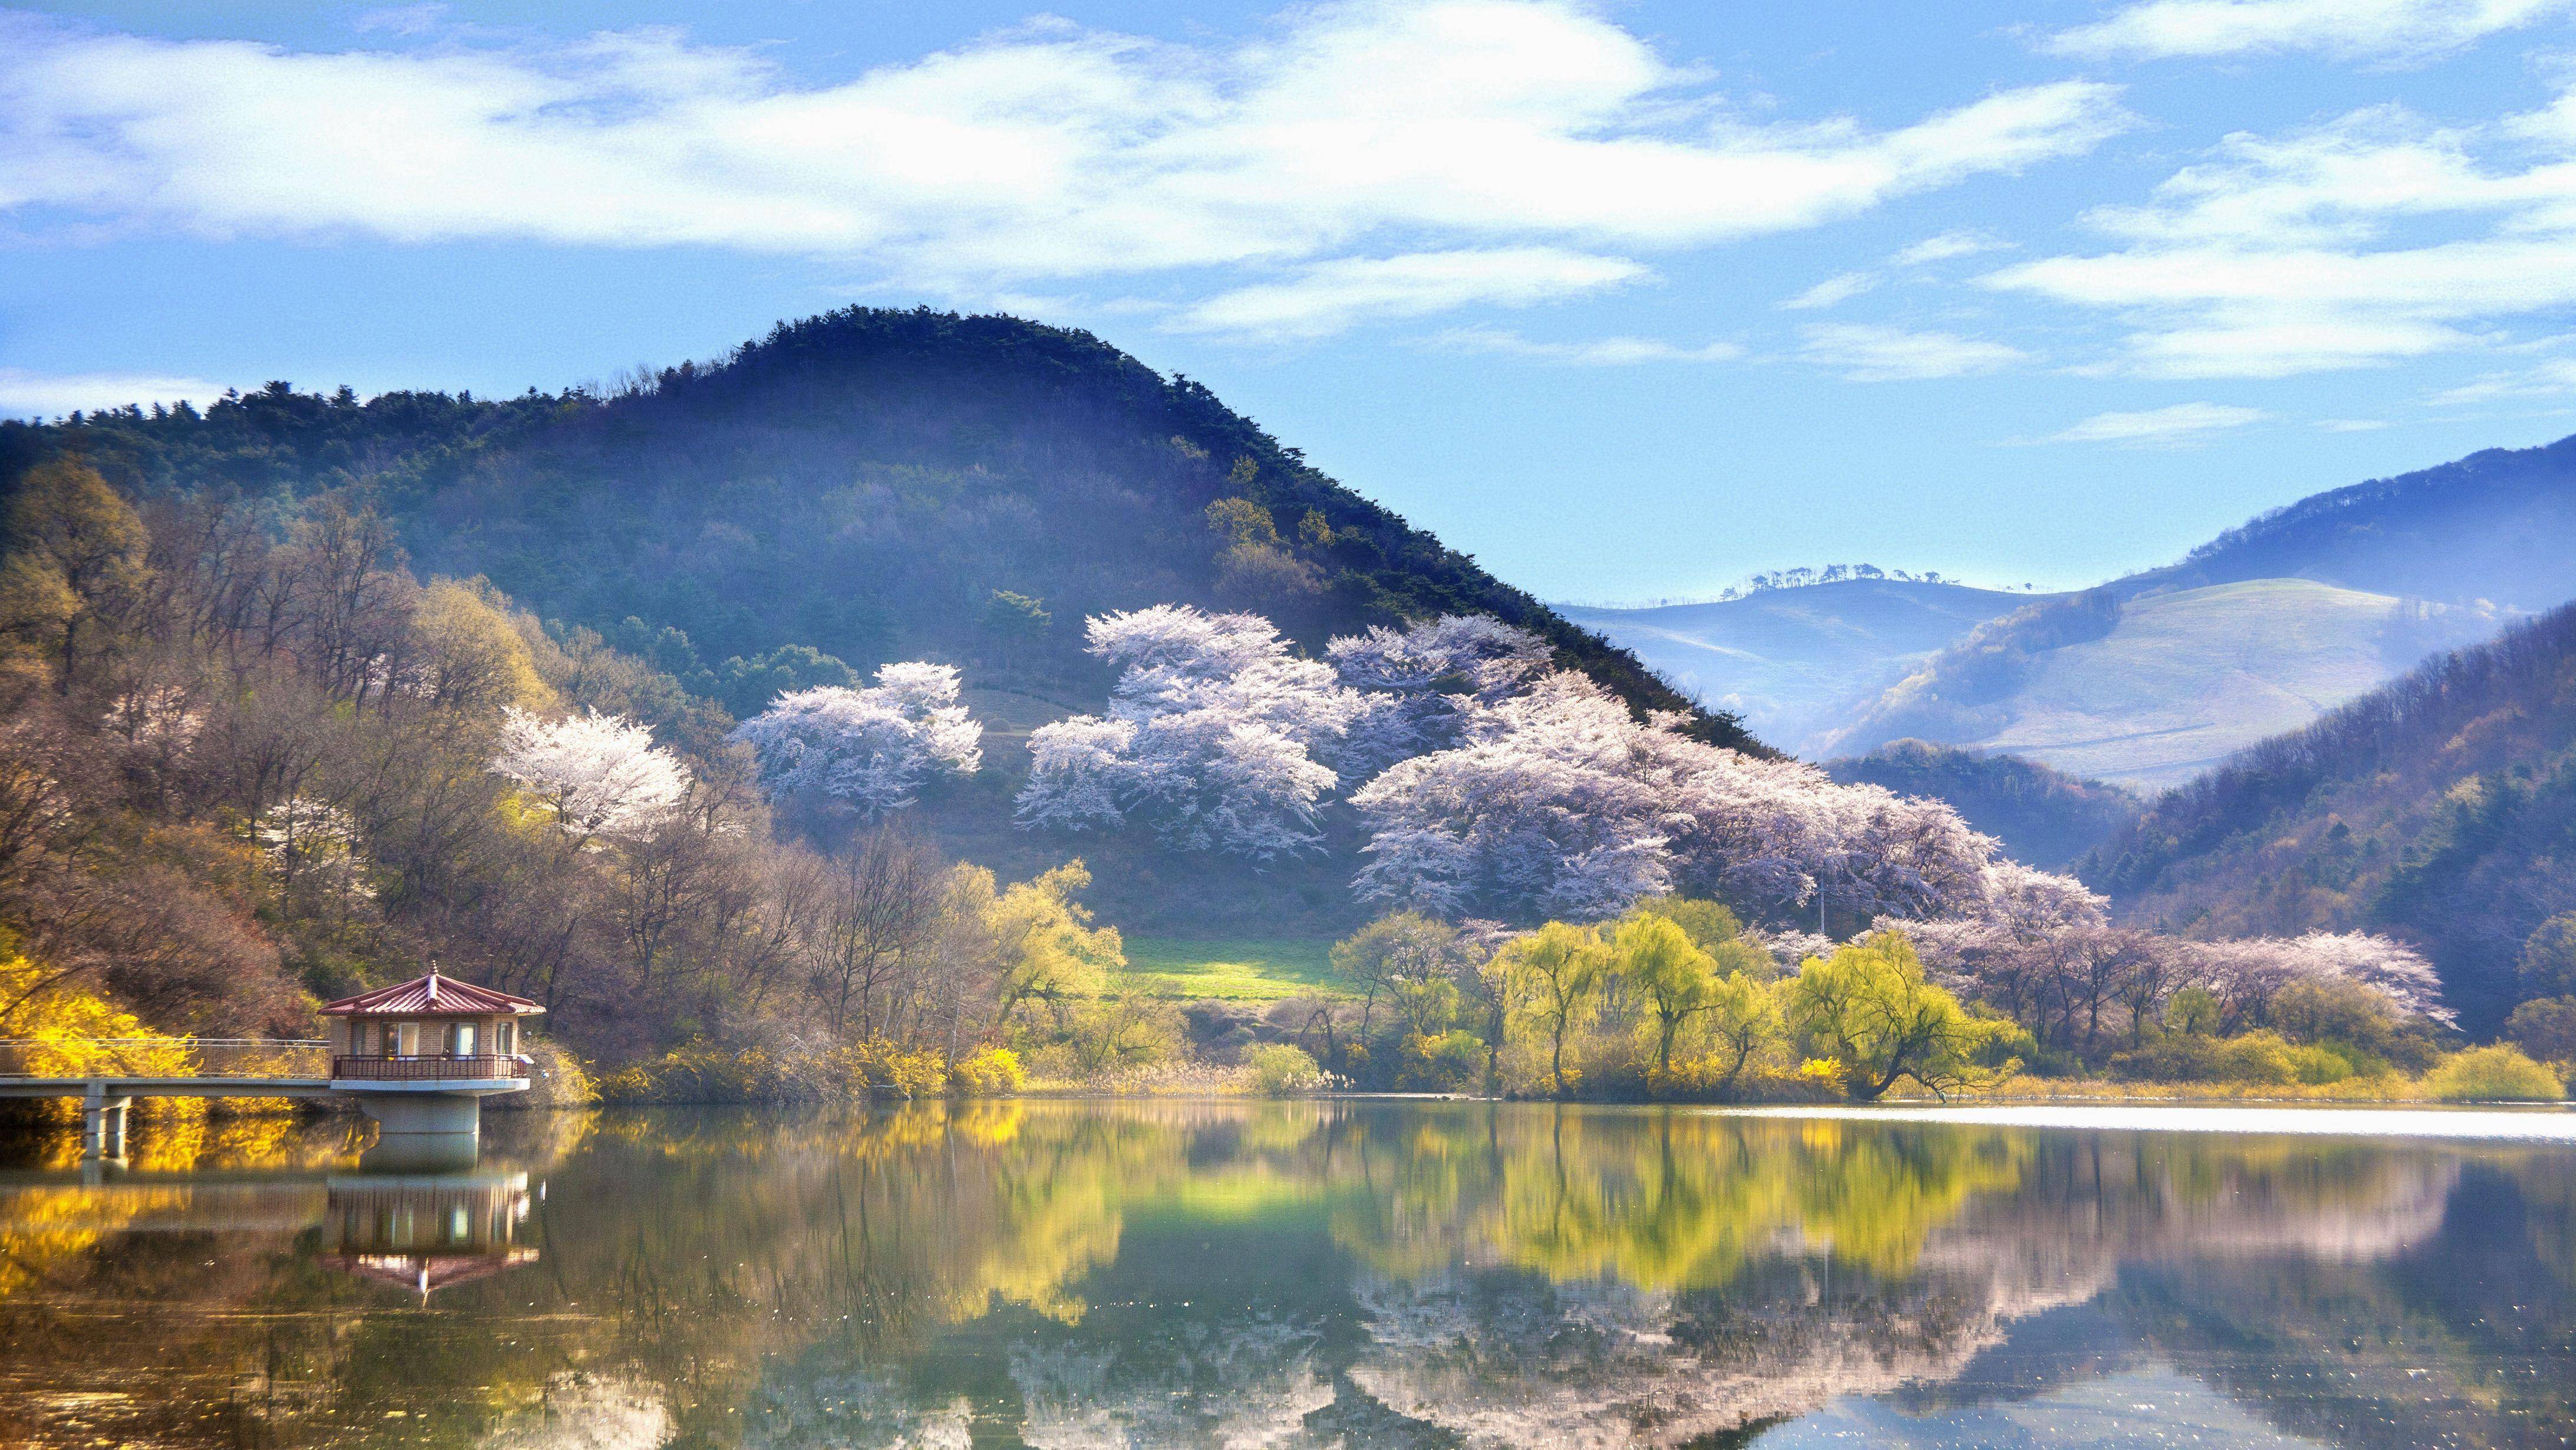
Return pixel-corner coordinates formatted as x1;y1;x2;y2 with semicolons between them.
1018;606;1362;858
1352;669;2003;926
1329;615;1552;774
492;707;691;846
729;662;983;820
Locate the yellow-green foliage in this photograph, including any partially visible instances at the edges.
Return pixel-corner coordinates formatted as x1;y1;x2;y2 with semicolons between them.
595;1039;956;1104
409;577;558;711
951;1046;1026;1097
2423;1044;2565;1103
1247;1043;1324;1095
0;940;202;1121
1785;931;2013;1100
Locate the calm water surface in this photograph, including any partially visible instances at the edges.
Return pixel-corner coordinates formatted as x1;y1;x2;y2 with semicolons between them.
0;1099;2571;1448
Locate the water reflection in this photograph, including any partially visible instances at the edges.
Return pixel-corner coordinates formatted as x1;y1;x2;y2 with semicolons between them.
0;1101;2563;1448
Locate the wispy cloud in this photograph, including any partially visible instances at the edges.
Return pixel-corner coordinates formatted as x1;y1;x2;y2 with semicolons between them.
2428;356;2576;402
1799;323;2028;380
2315;416;2391;430
0;5;2130;336
1889;230;2008;265
2043;0;2573;63
1779;271;1880;310
1427;326;1742;365
2032;401;2266;444
1984;92;2576;376
1173;250;1645;340
0;367;233;417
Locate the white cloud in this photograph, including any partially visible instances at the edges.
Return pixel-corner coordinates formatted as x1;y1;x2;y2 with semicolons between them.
0;5;2130;333
1799;323;2028;380
1890;230;2007;265
1984;96;2576;376
2045;0;2573;62
1427;326;1742;364
1173;249;1644;339
1779;271;1880;310
2427;355;2576;401
2036;401;2266;444
0;367;233;417
2316;416;2392;429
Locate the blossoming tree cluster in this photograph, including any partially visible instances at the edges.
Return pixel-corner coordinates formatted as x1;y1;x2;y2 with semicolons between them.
727;662;984;819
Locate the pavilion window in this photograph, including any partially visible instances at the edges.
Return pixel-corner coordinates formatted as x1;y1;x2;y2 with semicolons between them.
497;1021;516;1056
452;1022;478;1058
394;1022;419;1057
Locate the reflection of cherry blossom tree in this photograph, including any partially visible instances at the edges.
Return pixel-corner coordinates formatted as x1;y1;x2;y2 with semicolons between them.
730;662;983;819
492;708;691;846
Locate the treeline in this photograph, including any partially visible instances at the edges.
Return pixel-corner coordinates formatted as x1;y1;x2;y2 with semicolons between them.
0;457;1157;1083
1276;899;2552;1104
2087;600;2576;1031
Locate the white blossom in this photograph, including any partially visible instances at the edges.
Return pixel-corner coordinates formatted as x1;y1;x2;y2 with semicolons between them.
730;662;983;819
1329;615;1553;774
1018;606;1362;858
492;707;692;844
254;796;374;900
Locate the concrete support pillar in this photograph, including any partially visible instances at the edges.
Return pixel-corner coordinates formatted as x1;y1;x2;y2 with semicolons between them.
81;1084;130;1162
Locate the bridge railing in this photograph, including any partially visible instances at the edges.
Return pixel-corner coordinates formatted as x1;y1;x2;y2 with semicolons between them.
0;1038;331;1080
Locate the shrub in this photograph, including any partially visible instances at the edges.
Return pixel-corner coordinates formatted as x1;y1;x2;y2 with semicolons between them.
2422;1045;2565;1103
2111;1029;2302;1085
949;1045;1025;1097
1247;1043;1325;1096
1395;1030;1485;1093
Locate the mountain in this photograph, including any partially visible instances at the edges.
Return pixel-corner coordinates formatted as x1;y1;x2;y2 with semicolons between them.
2082;601;2576;1033
0;307;1743;935
1826;580;2506;790
1561;578;2058;753
2130;433;2576;609
1825;740;2140;871
1810;435;2576;785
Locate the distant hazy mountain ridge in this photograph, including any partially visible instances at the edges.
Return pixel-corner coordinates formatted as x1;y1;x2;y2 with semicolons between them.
1578;433;2576;789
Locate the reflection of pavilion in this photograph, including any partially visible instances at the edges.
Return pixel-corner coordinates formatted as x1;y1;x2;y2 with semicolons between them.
320;1171;537;1300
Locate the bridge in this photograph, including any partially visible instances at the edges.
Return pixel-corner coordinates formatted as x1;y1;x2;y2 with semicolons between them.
0;1036;533;1160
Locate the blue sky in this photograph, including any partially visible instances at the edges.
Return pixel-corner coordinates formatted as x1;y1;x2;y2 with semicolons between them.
8;1;2576;601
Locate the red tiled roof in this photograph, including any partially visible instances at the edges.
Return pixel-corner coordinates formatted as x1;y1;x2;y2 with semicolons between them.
320;971;544;1016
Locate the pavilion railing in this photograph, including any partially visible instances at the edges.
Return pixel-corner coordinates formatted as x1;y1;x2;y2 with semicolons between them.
331;1054;527;1082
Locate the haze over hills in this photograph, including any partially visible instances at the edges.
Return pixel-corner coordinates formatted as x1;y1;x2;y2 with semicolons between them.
1580;435;2576;790
1561;577;2060;753
2084;601;2576;1034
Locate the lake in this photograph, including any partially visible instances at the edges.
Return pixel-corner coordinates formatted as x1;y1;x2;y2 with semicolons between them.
0;1099;2571;1447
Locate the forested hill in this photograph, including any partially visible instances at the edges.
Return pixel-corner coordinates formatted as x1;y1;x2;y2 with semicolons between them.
2082;601;2576;1032
2131;433;2576;610
0;307;1730;747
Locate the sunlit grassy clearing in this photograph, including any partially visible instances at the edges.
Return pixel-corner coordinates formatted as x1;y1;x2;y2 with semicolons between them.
1113;937;1348;1001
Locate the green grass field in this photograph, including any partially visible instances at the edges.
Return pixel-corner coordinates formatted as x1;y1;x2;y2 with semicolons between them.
1113;937;1349;1002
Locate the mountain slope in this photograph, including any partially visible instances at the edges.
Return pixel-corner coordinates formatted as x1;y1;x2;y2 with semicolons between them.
0;307;1747;934
2082;601;2576;1032
2132;433;2576;610
1826;740;2139;870
1562;579;2057;753
4;310;1718;742
1829;580;2506;789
